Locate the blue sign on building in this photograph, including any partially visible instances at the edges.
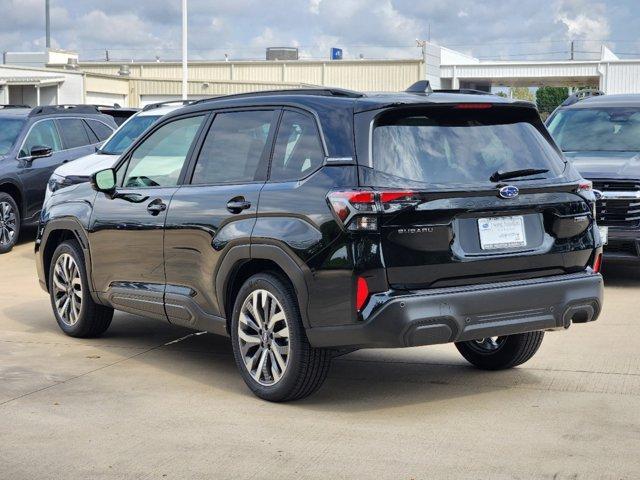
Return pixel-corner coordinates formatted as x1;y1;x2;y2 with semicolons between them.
331;48;343;60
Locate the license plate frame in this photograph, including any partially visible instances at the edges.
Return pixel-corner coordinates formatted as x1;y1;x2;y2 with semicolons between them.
478;216;527;250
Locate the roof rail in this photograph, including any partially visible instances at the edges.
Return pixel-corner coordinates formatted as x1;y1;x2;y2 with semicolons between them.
561;89;605;107
0;104;31;109
141;99;197;112
28;104;101;117
193;87;364;105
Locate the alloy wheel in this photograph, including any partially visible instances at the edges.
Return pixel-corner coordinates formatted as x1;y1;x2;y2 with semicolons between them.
0;201;17;247
237;289;290;386
468;336;507;354
52;253;83;326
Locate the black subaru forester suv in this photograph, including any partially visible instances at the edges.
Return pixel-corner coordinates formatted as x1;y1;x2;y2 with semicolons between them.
36;84;604;401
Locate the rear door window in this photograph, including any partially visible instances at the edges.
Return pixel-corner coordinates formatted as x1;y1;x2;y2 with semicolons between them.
85;119;114;142
191;110;274;185
57;118;92;149
270;110;324;182
372;108;564;185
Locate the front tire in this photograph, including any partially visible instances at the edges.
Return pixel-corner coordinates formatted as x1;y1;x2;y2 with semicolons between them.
49;240;114;338
0;193;20;254
455;331;544;370
230;273;331;402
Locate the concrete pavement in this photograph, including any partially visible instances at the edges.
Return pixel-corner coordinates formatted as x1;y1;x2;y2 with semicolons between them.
1;236;639;479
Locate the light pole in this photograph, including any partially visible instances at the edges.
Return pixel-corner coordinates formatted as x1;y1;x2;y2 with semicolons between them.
45;0;51;49
182;0;188;100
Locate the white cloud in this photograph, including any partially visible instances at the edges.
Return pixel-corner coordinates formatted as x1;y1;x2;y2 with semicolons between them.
555;0;610;39
309;0;321;14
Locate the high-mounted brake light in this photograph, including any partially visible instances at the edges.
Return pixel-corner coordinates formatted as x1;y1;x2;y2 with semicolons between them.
327;190;419;230
454;103;493;110
355;276;369;312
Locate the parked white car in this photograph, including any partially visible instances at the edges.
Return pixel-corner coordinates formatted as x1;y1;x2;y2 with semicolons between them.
45;102;189;201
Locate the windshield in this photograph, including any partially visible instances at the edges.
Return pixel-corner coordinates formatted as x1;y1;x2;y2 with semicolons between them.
372;109;564;185
547;107;640;152
100;115;160;155
0;118;26;155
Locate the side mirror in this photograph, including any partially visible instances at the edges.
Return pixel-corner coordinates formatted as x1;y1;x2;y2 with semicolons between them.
30;145;53;159
91;168;117;193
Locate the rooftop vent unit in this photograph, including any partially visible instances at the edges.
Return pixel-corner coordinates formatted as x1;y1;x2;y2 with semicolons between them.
266;47;299;61
118;64;131;76
65;57;79;70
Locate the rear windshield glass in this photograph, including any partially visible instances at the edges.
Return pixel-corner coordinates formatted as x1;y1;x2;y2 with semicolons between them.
547;107;640;152
0;118;25;155
101;114;160;155
372;108;564;185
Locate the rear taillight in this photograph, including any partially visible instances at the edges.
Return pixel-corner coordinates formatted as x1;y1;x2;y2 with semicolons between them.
577;180;593;193
327;190;420;231
355;276;369;312
592;253;602;273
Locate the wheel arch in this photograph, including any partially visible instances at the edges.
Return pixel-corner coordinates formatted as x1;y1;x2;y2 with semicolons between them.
0;180;24;218
39;218;97;298
218;244;311;333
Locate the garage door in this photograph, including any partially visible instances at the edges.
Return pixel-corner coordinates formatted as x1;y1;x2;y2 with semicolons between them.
86;91;127;107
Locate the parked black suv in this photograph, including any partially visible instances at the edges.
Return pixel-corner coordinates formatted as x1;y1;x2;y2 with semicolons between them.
547;92;640;262
36;85;604;401
0;105;117;252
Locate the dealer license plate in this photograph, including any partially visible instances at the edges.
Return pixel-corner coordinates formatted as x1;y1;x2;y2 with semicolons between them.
478;216;527;250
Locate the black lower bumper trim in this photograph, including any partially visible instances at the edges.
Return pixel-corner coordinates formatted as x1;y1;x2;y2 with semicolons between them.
306;271;603;349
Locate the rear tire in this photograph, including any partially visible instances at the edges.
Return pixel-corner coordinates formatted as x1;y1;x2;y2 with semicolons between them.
49;240;113;338
230;272;331;402
455;331;544;370
0;193;20;254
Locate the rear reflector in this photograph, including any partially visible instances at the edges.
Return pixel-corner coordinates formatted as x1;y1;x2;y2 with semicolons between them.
356;276;369;312
592;253;602;273
454;103;493;110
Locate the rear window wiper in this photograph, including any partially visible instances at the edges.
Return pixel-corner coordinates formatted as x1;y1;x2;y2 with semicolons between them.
490;168;549;183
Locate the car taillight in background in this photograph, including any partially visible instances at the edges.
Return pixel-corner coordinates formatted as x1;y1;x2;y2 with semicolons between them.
327;189;420;231
592;253;602;273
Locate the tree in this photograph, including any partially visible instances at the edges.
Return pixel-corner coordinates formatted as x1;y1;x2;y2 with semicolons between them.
536;86;569;114
509;87;535;102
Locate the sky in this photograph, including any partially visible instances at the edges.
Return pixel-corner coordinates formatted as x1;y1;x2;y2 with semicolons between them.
0;0;639;62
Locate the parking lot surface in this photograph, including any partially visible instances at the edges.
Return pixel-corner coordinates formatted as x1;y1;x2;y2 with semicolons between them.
1;236;639;479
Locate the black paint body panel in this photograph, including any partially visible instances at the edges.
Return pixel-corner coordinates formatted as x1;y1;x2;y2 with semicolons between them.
36;93;603;350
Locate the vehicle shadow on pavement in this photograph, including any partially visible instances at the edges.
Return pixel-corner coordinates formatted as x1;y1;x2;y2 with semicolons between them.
4;296;540;410
601;262;640;287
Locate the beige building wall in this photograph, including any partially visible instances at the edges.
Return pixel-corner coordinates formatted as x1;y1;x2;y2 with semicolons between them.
78;59;423;98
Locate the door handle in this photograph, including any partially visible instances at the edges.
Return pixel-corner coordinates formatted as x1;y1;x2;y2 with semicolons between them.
226;196;251;214
147;199;167;215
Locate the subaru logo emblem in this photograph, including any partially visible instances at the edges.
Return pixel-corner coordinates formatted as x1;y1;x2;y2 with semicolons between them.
499;185;519;199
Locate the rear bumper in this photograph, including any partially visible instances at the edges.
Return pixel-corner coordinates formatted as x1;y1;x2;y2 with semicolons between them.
306;271;603;349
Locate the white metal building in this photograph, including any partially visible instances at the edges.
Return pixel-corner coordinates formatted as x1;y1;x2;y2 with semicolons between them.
2;44;640;108
0;64;85;106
